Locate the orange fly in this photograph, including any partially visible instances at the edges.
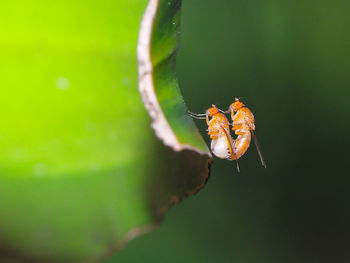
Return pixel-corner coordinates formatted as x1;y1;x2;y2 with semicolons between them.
189;105;240;172
227;98;266;167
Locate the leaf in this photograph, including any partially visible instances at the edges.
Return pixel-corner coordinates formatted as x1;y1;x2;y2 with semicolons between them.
0;0;211;262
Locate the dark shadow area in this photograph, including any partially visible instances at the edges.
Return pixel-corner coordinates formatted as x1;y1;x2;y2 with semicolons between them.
146;138;211;221
109;0;350;262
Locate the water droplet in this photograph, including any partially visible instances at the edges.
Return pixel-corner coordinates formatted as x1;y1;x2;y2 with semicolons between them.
55;77;71;90
121;77;130;86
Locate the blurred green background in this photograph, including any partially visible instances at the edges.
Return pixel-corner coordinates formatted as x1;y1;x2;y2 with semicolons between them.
108;0;350;262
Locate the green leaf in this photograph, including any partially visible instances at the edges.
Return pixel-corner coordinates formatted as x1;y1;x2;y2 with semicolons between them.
0;0;211;262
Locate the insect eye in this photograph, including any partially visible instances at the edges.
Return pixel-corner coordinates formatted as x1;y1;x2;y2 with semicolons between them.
209;108;217;115
234;102;242;108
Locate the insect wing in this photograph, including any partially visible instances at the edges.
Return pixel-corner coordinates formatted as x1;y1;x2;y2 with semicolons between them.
251;130;266;168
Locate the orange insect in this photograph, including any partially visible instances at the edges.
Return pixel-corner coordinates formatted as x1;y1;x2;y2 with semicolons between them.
227;98;266;167
189;105;240;171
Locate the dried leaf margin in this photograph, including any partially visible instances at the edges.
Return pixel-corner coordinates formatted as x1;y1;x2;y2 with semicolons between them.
137;0;211;156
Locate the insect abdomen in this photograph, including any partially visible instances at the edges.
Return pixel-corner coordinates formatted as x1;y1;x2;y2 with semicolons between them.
233;131;251;159
211;136;232;159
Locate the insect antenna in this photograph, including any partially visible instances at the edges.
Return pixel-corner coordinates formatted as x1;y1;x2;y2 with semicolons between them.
251;130;266;168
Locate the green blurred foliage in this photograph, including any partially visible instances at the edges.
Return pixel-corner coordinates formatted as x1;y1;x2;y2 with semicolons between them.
0;1;154;261
0;0;210;262
0;1;150;174
109;0;350;263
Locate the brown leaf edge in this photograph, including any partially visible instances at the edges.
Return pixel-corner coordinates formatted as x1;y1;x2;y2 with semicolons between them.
136;0;212;210
88;1;212;261
137;0;211;210
137;0;212;208
137;0;211;155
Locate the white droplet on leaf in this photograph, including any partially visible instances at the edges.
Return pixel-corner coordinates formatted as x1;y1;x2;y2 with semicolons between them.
55;77;71;90
121;77;130;86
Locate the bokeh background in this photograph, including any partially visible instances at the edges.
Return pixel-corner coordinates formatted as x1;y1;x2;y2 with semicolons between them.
108;0;350;262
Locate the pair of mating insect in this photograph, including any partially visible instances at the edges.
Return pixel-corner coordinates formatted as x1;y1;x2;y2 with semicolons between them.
189;98;266;172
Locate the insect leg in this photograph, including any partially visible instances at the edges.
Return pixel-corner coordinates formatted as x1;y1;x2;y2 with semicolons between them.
220;124;240;173
217;120;232;126
231;123;244;130
188;110;206;116
232;139;240;173
188;114;206;120
189;115;206;120
188;111;207;120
